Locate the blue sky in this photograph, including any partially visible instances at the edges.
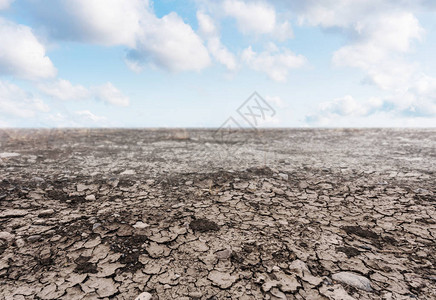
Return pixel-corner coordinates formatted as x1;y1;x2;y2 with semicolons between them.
0;0;435;128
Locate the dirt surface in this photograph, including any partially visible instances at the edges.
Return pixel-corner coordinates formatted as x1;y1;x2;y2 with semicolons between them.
0;128;435;299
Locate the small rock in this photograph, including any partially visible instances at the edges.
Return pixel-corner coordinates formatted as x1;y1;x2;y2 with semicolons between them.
92;223;102;231
85;194;96;201
27;235;42;243
215;249;232;260
16;238;25;247
278;173;289;181
0;152;20;158
38;209;55;217
76;183;88;192
135;292;152;300
332;271;373;292
133;221;149;229
120;169;136;175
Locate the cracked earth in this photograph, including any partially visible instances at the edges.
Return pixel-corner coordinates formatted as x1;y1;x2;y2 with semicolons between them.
0;128;435;299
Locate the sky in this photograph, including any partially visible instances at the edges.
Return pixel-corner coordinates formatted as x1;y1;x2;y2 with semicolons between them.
0;0;435;128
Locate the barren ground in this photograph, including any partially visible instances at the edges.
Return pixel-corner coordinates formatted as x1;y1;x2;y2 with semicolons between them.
0;128;435;300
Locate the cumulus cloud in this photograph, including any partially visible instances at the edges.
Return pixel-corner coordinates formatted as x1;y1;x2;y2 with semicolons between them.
197;12;237;71
37;79;90;101
28;0;145;47
295;2;425;92
305;91;436;126
0;80;49;119
332;12;423;91
92;83;130;107
293;0;435;123
222;0;293;40
75;110;107;123
38;79;130;106
242;44;306;81
0;0;14;10
28;0;210;73
126;12;211;72
0;18;56;80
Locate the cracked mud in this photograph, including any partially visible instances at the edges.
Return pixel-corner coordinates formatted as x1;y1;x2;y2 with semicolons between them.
0;129;435;299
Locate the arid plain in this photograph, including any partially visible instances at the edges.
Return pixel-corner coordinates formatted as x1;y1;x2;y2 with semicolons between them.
0;129;435;299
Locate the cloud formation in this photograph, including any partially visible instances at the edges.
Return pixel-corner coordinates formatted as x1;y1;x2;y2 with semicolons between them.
126;12;210;72
0;0;14;10
242;44;306;81
222;0;293;40
38;79;130;106
197;12;237;71
0;18;56;80
28;0;210;73
0;80;49;119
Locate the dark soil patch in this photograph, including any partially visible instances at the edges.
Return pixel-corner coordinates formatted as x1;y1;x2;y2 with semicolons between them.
118;179;136;187
342;226;379;240
246;166;273;177
47;189;85;206
336;246;361;258
189;218;219;232
110;235;148;273
0;241;7;255
74;256;97;274
382;235;397;246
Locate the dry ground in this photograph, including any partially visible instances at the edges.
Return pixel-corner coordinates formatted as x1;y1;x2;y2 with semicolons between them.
0;129;435;299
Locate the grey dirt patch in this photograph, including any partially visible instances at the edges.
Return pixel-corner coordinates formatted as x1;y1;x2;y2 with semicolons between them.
0;128;435;299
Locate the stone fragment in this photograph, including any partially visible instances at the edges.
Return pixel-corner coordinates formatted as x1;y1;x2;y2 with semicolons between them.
76;184;88;192
85;194;96;201
0;152;20;158
332;271;373;292
0;209;28;218
27;235;42;242
135;292;152;300
133;221;149;229
38;209;55;217
278;173;289;181
120;169;136;175
208;270;238;289
215;249;232;260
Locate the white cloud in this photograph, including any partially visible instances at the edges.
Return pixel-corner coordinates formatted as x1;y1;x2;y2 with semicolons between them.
304;95;384;126
0;80;49;119
265;96;286;108
75;110;106;123
331;12;423;92
38;79;129;106
197;12;237;71
38;79;90;101
92;83;130;107
197;11;218;38
29;0;145;47
305;91;436;126
0;0;14;10
242;44;306;81
0;18;56;80
222;0;293;40
295;1;433;121
319;95;383;117
127;12;211;72
29;0;210;73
